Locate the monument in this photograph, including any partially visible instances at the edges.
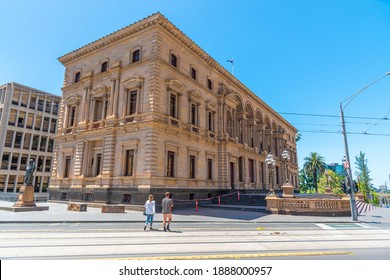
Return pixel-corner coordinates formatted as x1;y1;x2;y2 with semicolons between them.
0;159;49;212
13;159;37;207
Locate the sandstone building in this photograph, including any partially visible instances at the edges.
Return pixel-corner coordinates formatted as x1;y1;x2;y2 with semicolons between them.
50;13;298;204
0;82;60;195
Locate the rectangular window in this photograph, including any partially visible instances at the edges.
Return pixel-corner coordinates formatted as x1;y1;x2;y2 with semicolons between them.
34;115;42;131
26;113;34;129
207;158;213;180
48;139;54;153
132;49;140;62
21;93;28;107
8;175;16;192
42;177;50;192
125;150;134;176
45;100;52;113
208;79;213;90
167;151;175;177
93;100;103;121
37;156;44;172
53;101;59;115
191;103;197;125
64;156;71;178
37;98;44;111
1;153;10;169
0;175;6;192
169;94;177;118
20;155;28;171
191;67;197;80
74;71;81;83
129;90;137;115
189;155;196;179
14;132;23;149
17;112;26;128
238;157;244;182
50;119;57;133
5;131;14;147
101;61;108;72
249;159;255;183
11;153;19;170
208;111;214;131
170;54;177;67
40;136;47;152
8;109;17;126
42;117;49;132
95;154;102;176
23;133;31;149
68;106;76;127
12;91;20;105
31;135;39;151
29;96;37;109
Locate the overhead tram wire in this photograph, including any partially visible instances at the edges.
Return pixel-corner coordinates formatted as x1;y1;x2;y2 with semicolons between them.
279;112;390;121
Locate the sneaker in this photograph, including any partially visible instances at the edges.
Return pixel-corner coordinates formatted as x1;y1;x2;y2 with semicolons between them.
150;227;153;230
144;226;146;231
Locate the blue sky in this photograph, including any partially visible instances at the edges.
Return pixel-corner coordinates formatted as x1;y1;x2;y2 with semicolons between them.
1;0;389;187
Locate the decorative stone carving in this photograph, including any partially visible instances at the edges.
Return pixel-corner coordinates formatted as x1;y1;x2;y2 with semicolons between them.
122;76;144;89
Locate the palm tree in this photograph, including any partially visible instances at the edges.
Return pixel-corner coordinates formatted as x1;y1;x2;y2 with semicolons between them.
303;152;326;193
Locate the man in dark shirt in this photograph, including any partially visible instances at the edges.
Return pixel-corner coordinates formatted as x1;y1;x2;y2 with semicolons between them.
161;192;174;231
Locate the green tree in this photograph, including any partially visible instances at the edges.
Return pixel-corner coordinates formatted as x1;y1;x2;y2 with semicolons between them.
317;170;344;195
303;152;326;193
299;168;315;193
354;151;373;201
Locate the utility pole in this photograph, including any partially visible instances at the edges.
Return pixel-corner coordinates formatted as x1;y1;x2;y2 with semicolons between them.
340;103;358;221
339;71;390;221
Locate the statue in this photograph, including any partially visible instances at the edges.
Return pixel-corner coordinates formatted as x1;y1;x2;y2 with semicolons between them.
24;159;36;186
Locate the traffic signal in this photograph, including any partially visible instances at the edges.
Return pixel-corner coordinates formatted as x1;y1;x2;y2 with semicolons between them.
341;181;347;194
352;180;358;193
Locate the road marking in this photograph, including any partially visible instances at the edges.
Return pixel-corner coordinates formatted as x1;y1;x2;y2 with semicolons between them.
103;251;353;260
316;223;334;229
316;223;369;229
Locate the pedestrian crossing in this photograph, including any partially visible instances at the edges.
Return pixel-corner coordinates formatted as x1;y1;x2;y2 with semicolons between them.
356;201;375;215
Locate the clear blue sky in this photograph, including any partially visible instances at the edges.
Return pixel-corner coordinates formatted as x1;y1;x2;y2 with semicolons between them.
1;0;389;187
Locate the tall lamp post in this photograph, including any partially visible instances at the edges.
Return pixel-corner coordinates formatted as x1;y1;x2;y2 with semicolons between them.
265;153;276;196
340;71;390;222
282;149;290;183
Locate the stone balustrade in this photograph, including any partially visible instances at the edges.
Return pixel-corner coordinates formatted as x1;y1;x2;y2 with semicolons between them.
266;195;351;216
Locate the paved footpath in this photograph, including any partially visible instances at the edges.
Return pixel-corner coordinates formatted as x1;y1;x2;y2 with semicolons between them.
1;201;389;224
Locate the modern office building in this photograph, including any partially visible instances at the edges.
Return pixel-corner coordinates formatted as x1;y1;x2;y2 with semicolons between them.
326;163;345;176
49;13;299;204
0;82;60;194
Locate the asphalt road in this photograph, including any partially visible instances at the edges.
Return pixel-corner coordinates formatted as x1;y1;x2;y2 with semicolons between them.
1;221;389;260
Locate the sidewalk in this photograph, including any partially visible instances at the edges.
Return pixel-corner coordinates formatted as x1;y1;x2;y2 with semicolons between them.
0;201;389;224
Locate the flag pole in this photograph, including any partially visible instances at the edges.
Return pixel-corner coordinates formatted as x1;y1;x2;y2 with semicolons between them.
227;57;234;75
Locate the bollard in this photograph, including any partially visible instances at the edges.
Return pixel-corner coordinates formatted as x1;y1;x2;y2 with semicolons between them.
195;199;198;212
238;191;240;202
218;195;221;206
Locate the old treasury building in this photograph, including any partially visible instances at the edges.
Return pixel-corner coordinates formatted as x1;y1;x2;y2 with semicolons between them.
49;13;299;204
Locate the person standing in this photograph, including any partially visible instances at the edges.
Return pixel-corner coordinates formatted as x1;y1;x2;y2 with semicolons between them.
161;192;173;231
144;194;155;230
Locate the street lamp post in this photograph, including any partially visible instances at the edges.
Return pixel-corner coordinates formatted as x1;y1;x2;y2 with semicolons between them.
282;149;290;184
265;153;276;196
340;71;390;222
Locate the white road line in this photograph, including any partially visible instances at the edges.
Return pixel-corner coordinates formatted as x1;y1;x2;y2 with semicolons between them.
315;223;335;230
